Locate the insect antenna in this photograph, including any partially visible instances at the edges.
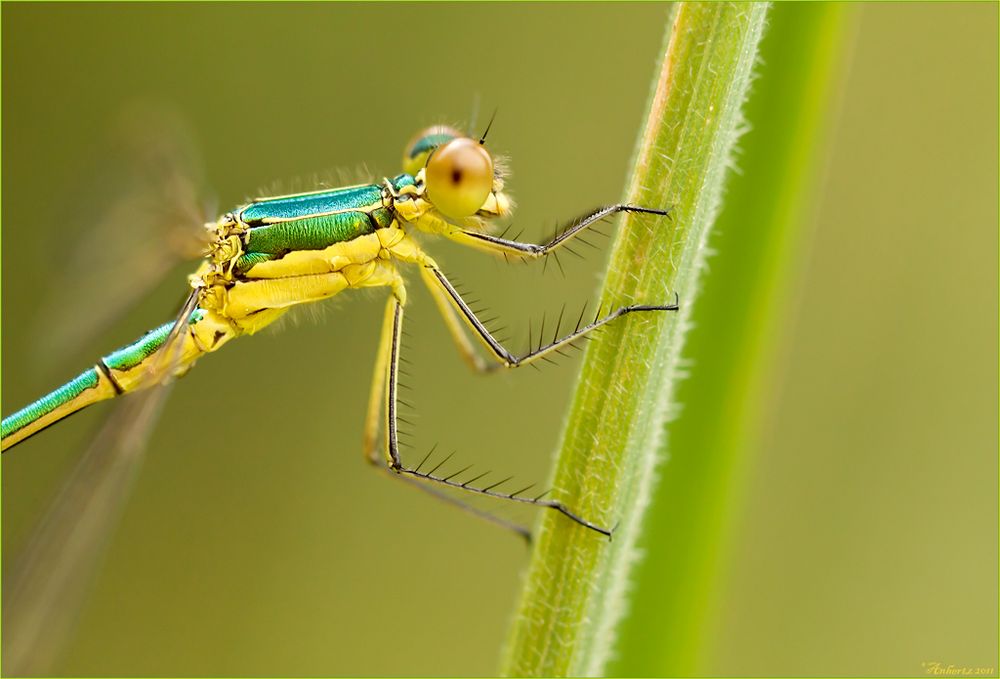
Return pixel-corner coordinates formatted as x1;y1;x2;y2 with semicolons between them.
478;108;498;146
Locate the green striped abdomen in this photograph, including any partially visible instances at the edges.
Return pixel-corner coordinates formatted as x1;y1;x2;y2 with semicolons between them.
1;313;205;451
1;369;105;443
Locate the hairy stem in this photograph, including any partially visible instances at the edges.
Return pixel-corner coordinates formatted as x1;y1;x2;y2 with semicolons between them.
500;3;769;676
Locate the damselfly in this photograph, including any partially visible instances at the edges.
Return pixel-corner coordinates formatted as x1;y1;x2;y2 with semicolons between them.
2;123;677;532
2;120;678;672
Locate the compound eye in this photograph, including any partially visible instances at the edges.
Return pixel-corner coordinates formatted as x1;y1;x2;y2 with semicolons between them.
425;137;494;219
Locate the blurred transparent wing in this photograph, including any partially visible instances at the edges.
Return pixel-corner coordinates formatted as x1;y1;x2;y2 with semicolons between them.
2;291;200;675
34;101;213;364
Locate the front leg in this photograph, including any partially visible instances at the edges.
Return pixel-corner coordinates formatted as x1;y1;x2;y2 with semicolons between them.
443;204;670;259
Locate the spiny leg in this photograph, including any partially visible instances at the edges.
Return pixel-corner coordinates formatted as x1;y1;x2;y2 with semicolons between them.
419;265;495;373
443;204;670;260
420;263;680;372
422;204;675;371
362;294;532;540
376;293;617;538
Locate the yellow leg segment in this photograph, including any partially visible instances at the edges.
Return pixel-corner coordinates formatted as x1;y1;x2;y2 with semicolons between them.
363;295;397;463
361;289;534;538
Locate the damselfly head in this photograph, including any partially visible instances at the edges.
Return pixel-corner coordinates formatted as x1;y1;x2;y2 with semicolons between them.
401;126;511;226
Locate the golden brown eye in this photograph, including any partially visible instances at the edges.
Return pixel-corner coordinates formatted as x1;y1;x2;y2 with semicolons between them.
424;137;494;219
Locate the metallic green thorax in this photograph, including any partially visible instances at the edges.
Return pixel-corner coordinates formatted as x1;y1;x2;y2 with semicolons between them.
232;178;413;276
240;183;383;224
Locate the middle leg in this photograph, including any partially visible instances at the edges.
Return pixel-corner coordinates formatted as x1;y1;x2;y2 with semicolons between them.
419;262;679;372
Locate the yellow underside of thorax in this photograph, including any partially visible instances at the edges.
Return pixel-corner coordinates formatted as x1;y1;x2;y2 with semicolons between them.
190;224;420;355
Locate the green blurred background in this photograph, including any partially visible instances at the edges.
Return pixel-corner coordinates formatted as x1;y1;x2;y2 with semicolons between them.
1;3;996;676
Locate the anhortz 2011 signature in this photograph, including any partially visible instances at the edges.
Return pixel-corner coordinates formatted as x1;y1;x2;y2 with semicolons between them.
922;661;996;677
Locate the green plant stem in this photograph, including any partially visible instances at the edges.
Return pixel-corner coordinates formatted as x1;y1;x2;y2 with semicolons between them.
612;5;854;674
499;4;768;676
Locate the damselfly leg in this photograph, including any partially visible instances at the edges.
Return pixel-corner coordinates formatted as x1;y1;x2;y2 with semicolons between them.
362;208;679;538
